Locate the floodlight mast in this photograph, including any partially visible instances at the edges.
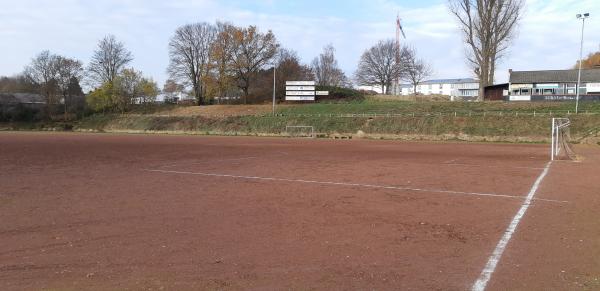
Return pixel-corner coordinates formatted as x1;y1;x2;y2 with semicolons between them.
395;14;406;94
575;12;590;114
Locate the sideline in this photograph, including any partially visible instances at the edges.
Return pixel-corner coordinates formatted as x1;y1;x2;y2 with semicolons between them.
471;162;552;291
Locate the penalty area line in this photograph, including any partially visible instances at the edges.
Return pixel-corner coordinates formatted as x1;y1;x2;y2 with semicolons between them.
471;161;552;291
143;168;566;204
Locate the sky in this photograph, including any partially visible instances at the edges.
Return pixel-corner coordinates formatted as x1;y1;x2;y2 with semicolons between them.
1;0;599;89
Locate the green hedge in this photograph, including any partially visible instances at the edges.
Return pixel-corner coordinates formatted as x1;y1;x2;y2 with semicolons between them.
315;86;364;102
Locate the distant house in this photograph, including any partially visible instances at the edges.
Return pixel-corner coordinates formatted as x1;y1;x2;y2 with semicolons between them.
508;68;600;101
154;92;194;104
0;93;45;107
395;78;480;100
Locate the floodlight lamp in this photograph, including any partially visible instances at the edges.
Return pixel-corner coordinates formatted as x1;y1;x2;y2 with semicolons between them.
584;13;590;17
576;14;582;18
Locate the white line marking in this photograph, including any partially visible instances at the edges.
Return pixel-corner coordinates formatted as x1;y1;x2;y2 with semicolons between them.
471;162;552;291
143;168;565;204
160;156;258;168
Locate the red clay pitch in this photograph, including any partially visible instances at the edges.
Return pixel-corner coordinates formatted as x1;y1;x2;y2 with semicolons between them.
1;132;598;290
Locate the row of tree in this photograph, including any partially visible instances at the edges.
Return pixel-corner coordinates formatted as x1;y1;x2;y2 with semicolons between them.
2;0;534;113
165;22;351;105
1;35;159;117
2;22;354;116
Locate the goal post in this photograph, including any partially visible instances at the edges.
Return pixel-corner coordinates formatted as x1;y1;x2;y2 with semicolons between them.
551;118;574;161
285;125;315;138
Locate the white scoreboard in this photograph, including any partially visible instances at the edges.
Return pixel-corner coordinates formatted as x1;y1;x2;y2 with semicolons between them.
286;81;315;101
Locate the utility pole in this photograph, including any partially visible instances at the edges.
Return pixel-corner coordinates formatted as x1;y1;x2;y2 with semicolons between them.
272;67;276;116
575;13;590;114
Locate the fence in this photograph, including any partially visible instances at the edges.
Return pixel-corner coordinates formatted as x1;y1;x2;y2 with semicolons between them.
265;110;600;118
122;110;600;119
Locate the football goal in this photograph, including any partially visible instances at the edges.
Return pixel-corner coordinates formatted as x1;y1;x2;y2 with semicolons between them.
551;118;575;161
285;126;315;138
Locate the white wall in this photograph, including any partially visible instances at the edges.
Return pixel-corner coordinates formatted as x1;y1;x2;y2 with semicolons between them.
357;85;384;94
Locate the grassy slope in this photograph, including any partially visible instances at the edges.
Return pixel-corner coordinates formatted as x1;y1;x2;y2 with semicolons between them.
277;99;600;115
73;100;600;143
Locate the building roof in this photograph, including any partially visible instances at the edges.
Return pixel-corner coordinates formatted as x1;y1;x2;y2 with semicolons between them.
484;83;509;89
420;78;478;84
510;69;600;84
0;93;45;104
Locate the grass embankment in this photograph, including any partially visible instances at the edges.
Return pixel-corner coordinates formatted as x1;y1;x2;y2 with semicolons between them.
73;100;600;143
278;99;600;115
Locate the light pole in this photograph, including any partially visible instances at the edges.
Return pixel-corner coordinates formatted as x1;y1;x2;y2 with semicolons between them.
575;13;590;114
272;66;276;116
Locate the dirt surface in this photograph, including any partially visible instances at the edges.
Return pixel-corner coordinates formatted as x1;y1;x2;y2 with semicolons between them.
0;132;598;290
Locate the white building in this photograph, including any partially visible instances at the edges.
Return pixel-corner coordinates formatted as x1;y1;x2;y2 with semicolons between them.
396;78;479;100
357;85;385;94
155;91;194;103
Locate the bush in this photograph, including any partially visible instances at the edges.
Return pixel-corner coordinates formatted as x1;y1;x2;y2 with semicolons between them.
0;104;43;122
315;86;365;102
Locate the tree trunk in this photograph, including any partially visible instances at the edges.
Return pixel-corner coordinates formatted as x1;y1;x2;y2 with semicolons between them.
63;92;68;121
242;76;250;104
194;83;202;106
242;86;249;104
478;61;489;102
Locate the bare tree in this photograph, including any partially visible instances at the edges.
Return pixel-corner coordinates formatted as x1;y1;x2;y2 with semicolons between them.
230;25;279;103
55;56;84;120
274;48;313;100
402;47;433;95
168;23;216;105
355;39;406;94
87;35;133;86
0;75;39;94
311;44;350;87
24;50;59;105
449;0;523;100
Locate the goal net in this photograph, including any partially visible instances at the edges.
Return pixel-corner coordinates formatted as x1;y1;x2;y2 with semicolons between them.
285;126;315;138
551;118;575;161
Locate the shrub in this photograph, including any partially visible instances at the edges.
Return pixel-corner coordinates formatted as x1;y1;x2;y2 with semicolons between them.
315;86;364;102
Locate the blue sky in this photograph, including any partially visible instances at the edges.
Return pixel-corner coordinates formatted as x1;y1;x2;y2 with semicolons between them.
1;0;599;88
